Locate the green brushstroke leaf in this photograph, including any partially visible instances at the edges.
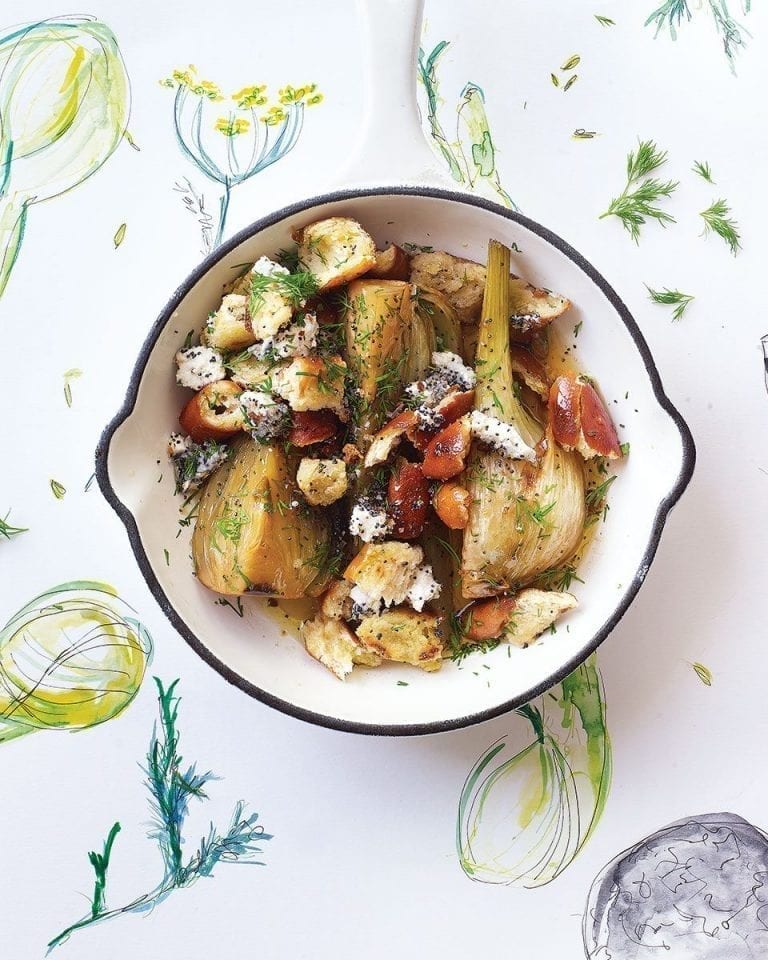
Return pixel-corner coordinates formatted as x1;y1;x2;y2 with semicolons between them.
692;661;713;686
113;223;127;249
50;479;66;500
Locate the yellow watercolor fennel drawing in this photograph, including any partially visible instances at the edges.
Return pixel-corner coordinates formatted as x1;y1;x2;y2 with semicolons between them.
0;17;130;298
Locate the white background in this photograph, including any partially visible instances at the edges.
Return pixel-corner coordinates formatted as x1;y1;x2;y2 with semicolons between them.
2;1;767;957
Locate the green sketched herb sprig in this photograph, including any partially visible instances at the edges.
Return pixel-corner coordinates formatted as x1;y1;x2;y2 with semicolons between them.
0;511;27;540
417;41;517;210
161;68;323;251
700;198;741;255
48;677;272;952
600;139;678;243
646;0;751;73
646;285;695;321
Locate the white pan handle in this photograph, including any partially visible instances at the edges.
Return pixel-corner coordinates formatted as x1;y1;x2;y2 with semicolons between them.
336;0;458;190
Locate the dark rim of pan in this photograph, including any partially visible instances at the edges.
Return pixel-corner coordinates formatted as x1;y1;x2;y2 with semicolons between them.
95;186;696;737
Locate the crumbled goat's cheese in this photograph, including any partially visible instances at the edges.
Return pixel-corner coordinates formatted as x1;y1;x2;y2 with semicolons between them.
239;390;291;442
248;312;319;360
431;351;476;390
470;410;537;461
251;256;290;277
404;351;476;428
406;565;442;612
167;432;230;493
175;346;226;390
349;585;383;618
349;498;393;543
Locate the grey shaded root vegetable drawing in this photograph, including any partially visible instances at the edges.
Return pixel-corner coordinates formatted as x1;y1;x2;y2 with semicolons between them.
48;677;272;952
584;812;768;959
457;655;611;887
417;40;517;210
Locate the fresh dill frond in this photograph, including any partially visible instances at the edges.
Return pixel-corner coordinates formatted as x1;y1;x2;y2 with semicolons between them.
594;14;615;26
626;139;669;183
692;160;715;184
249;270;319;314
601;140;678;243
700;198;741;255
0;511;27;540
646;285;695;321
276;246;300;271
538;563;585;592
586;475;617;511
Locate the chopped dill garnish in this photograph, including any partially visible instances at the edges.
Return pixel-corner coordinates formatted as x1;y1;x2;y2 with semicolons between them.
215;596;245;617
276;246;301;271
700;198;741;256
249;270;319;314
645;285;695;321
402;242;434;253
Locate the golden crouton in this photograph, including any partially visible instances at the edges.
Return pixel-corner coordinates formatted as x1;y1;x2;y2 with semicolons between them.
272;355;347;417
410;250;570;333
296;458;348;506
202;294;255;351
344;541;423;608
320;580;354;620
355;608;443;671
294;217;376;290
301;614;382;680
504;588;577;647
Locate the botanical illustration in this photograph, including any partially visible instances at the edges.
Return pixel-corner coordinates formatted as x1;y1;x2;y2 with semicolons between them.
161;67;323;252
457;655;610;886
646;0;752;72
0;16;130;298
417;40;516;209
0;581;152;745
49;677;272;952
584;812;768;958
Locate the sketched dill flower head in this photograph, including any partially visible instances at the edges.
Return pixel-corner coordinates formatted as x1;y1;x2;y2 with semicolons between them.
0;581;152;734
0;16;130;202
232;84;268;109
214;116;250;137
262;104;288;126
190;78;224;101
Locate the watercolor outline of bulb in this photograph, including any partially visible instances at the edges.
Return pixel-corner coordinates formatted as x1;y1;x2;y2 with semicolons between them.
0;16;130;297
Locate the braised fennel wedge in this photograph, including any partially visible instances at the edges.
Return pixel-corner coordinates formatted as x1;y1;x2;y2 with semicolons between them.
167;218;625;679
462;240;586;598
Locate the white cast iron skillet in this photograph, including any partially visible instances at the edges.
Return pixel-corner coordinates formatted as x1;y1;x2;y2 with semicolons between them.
96;0;695;735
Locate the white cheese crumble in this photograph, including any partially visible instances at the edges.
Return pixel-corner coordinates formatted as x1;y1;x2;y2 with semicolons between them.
406;565;442;612
349;500;393;543
470;410;537;461
248;312;318;361
251;255;290;277
175;346;226;390
167;433;230;493
431;351;476;389
349;585;382;616
240;390;291;442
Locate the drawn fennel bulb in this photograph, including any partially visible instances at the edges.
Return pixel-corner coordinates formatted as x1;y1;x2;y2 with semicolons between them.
457;656;611;886
0;17;129;297
0;581;152;744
